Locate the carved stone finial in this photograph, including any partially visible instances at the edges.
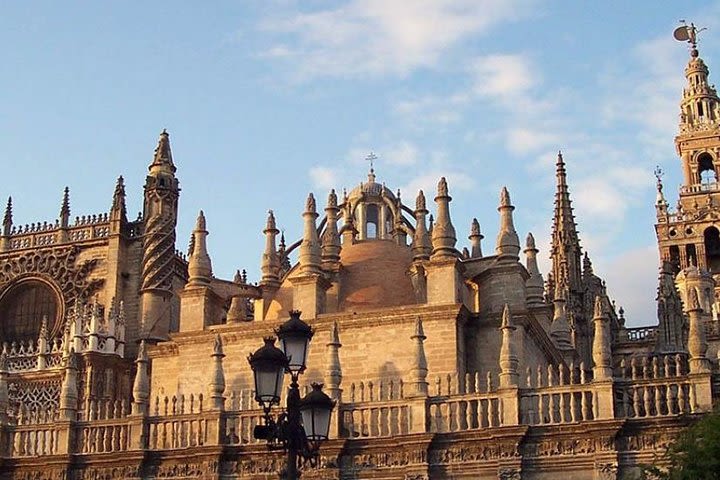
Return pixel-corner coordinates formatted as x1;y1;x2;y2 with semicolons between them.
187;210;213;286
408;317;428;397
60;187;71;227
306;193;317;214
431;178;458;260
416;190;427;212
328;189;338;208
496;187;520;259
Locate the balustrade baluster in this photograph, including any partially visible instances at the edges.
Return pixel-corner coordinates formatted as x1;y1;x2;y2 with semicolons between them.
633;387;642;417
678;384;688;413
643;386;653;416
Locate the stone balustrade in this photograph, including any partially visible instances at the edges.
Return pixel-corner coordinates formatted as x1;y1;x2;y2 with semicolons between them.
6;423;61;457
2;337;65;373
76;419;132;454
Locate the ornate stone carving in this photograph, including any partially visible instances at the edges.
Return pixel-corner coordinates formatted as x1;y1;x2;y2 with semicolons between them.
498;467;522;480
0;246;103;331
141;214;176;291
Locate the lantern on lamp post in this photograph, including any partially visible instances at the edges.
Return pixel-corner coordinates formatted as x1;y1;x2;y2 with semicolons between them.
247;311;335;480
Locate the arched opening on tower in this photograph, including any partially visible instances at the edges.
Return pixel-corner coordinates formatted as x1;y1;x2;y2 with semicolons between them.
705;227;720;272
366;204;378;239
686;243;698;267
669;245;681;274
697;153;716;184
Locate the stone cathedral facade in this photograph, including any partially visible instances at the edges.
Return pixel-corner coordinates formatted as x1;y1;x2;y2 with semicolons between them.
1;37;720;480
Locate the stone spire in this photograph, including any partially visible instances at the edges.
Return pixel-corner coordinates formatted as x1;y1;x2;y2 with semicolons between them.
592;296;613;381
150;128;176;175
209;334;226;410
687;288;710;374
468;218;484;258
656;261;687;353
322;190;342;269
110;175;128;224
299;193;322;275
407;317;428;397
431;178;458;260
0;197;11;251
2;197;11;236
495;187;521;260
550;278;573;350
59;187;71;228
59;353;79;421
499;304;519;388
132;341;150;415
324;321;342;401
261;210;281;287
550;151;583;295
412;190;432;261
524;232;544;305
187;211;213;286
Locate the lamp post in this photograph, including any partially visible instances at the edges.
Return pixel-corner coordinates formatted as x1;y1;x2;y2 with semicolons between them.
248;311;335;480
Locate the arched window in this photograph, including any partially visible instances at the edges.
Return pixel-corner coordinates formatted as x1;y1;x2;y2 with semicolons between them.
705;227;720;273
366;204;379;239
697;152;716;184
0;280;60;343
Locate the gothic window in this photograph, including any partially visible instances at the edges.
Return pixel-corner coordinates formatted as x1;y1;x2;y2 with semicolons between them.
0;280;59;343
697;153;716;184
705;227;720;273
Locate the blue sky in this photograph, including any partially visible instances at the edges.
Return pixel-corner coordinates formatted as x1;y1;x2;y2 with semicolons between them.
1;1;718;326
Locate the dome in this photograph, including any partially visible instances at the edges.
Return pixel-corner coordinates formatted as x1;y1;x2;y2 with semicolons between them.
347;170;396;202
338;239;417;311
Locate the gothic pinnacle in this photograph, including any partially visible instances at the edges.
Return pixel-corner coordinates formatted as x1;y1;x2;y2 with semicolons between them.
187;210;213;286
111;176;128;222
412;190;432;261
261;210;281;287
299;193;322;275
408;317;428;397
132;341;150;416
499;304;519;388
322;190;341;268
2;197;11;236
431;178;458;260
551;151;582;294
495;187;520;260
468;218;484;258
150;128;176;174
550;279;573;350
59;186;71;228
524;232;544;305
592;295;612;381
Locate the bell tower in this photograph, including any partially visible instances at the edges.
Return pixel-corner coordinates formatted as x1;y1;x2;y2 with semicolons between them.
656;24;720;281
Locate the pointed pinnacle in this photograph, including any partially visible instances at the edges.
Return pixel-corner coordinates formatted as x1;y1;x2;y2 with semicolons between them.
195;210;206;231
3;197;12;227
593;295;605;318
328;189;338;208
329;321;341;346
501;303;513;329
470;218;481;237
412;317;426;340
416;190;427;211
213;334;224;357
500;187;512;207
60;187;70;217
265;210;277;231
437;177;449;197
151;129;175;171
305;193;317;213
526;232;536;249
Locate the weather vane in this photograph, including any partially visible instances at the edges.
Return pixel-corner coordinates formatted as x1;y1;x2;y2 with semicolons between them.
674;20;707;52
654;165;664;182
366;152;377;173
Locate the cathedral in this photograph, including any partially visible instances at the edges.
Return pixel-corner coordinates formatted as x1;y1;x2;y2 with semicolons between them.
0;27;719;480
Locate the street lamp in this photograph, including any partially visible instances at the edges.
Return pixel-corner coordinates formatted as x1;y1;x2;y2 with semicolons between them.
247;311;335;480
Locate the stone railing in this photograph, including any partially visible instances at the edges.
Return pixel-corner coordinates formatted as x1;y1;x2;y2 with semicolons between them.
147;413;213;450
2;337;65;373
5;423;62;457
6;214;111;251
75;418;132;454
341;398;413;438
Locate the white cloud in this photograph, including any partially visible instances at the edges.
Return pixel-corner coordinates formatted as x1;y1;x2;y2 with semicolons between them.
309;166;339;189
382;141;418;166
259;0;536;79
470;54;537;98
401;171;475;200
506;128;560;155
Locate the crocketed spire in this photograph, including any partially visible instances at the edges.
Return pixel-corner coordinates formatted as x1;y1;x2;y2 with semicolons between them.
431;178;458;260
495;187;520;259
149;128;176;174
2;197;12;236
187;211;213;286
299;193;322;275
551;152;583;294
550;277;573;350
59;187;70;228
110;176;128;223
412;190;432;261
261;210;281;287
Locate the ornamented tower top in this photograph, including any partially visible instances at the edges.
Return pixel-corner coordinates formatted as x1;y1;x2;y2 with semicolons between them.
656;23;720;281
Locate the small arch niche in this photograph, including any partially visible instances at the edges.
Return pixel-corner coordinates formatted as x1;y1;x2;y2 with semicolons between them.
366;204;379;239
0;280;60;343
697;152;716;184
705;226;720;272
